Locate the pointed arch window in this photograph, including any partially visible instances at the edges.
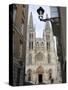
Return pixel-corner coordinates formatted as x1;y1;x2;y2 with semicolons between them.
29;33;31;39
28;54;32;65
29;33;33;40
47;42;50;50
29;41;33;50
46;33;50;41
48;53;50;63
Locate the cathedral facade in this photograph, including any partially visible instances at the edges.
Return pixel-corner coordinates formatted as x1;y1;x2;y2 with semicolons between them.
25;12;62;84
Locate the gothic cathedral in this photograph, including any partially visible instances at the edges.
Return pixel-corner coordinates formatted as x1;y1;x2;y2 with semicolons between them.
25;12;62;84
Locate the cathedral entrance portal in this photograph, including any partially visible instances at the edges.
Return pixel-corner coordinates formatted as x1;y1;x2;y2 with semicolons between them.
38;74;43;83
36;66;44;84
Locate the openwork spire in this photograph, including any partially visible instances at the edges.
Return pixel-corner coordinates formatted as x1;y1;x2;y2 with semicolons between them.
45;14;51;31
29;12;33;29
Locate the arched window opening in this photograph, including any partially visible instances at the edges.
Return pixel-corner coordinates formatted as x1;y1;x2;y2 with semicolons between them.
28;54;32;65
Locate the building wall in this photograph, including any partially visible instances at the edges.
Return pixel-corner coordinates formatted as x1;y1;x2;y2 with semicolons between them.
12;4;28;86
50;7;66;83
60;7;66;64
59;7;66;83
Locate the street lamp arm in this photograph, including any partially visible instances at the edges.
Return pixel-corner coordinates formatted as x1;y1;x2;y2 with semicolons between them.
39;17;59;23
40;18;50;22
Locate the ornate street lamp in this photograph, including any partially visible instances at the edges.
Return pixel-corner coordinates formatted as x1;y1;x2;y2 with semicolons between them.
37;7;44;19
37;7;59;23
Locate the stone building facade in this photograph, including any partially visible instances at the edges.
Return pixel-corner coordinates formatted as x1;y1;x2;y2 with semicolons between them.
25;12;62;84
59;7;66;82
50;7;66;83
9;4;28;86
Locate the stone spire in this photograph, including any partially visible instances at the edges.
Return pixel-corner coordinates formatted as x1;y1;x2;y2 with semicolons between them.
29;12;33;29
45;14;51;31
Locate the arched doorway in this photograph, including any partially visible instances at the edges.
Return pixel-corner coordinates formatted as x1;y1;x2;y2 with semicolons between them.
38;74;43;83
36;66;44;84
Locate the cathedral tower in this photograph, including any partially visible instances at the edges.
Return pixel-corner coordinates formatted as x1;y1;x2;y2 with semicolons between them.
43;14;57;64
26;12;35;68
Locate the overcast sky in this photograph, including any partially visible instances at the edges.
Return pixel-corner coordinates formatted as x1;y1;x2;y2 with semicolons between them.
28;5;51;38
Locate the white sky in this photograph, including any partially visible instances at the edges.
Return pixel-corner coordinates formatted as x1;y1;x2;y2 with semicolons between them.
28;5;51;38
